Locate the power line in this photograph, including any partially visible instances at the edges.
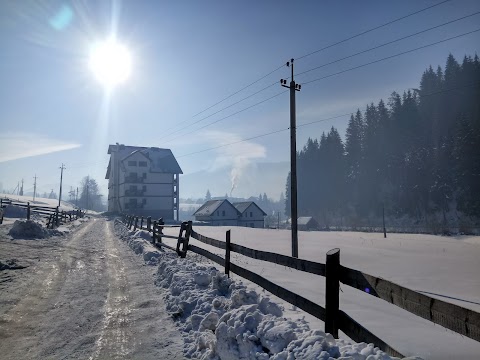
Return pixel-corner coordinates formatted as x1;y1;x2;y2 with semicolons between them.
186;0;450;125
175;82;480;159
296;0;452;61
165;27;477;145
302;28;480;85
295;11;480;78
176;128;289;158
192;64;285;118
160;81;278;140
162;90;288;145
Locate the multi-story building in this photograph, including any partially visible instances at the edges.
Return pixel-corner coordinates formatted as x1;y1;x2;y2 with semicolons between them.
106;144;182;220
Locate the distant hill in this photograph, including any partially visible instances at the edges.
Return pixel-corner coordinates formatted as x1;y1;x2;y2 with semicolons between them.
180;161;289;200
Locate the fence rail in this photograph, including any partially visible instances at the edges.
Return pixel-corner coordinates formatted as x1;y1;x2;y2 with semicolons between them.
0;198;85;228
120;216;480;357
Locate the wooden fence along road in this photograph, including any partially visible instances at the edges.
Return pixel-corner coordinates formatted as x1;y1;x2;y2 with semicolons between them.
122;214;480;357
0;198;85;228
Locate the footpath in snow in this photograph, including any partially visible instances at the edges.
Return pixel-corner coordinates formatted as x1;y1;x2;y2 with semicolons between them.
114;220;425;360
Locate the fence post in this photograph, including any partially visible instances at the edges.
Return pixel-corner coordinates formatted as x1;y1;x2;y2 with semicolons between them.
225;230;231;277
176;221;192;258
147;216;152;232
325;248;340;338
134;217;138;231
55;207;59;227
140;216;144;229
152;220;157;244
27;202;31;220
383;204;387;238
158;218;164;244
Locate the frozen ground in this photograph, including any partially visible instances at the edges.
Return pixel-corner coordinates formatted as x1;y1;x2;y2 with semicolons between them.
0;217;183;359
158;226;480;359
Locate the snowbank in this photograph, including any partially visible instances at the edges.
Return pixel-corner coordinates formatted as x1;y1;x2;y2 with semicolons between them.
114;220;162;265
114;220;421;360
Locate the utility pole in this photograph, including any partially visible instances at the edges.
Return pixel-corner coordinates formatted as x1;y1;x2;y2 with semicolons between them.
281;58;301;258
20;179;24;196
58;163;65;207
17;181;19;196
76;187;79;207
33;175;37;201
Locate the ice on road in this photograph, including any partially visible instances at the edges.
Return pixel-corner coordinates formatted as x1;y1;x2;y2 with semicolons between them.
0;218;183;359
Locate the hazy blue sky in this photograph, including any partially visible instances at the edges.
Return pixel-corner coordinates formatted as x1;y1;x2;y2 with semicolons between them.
0;0;479;200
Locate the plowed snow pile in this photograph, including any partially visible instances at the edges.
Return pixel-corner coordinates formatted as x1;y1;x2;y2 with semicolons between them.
115;220;422;360
8;220;48;239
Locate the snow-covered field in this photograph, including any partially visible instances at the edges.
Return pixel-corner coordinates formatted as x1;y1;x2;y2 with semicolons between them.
0;193;76;211
157;226;480;359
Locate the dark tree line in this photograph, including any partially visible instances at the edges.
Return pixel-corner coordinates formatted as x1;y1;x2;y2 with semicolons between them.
286;53;480;227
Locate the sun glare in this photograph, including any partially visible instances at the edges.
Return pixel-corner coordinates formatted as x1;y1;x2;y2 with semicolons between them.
89;38;132;88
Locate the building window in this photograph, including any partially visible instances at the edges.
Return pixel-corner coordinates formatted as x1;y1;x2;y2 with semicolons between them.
142;185;146;192
142;173;147;179
128;161;137;166
222;210;225;216
250;223;254;228
142;198;146;204
139;161;147;167
129;185;136;191
250;212;253;217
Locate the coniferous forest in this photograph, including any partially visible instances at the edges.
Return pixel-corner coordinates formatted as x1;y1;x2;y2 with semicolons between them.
285;53;480;231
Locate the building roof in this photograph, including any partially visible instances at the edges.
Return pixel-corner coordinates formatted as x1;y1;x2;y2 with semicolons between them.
298;216;318;226
139;148;183;174
232;201;267;216
193;199;240;217
106;144;182;179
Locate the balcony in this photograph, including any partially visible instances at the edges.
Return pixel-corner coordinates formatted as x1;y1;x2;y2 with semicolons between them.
124;203;144;210
125;189;146;197
124;175;144;184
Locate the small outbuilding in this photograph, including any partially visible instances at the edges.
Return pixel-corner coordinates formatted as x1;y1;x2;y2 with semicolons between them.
298;216;319;231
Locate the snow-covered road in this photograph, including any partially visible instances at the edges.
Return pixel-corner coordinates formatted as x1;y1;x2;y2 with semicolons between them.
0;218;183;359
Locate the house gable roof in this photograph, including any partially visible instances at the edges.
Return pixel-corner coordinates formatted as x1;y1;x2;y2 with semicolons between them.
121;149;151;163
107;144;183;175
298;216;317;226
140;148;183;174
193;199;241;217
232;201;267;216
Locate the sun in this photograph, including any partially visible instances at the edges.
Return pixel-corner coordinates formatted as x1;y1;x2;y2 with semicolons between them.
88;38;132;88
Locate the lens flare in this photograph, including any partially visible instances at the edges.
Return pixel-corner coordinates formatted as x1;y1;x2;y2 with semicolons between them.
88;38;132;88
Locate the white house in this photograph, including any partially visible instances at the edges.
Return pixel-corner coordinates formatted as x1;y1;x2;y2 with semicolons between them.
106;144;182;220
233;201;267;228
192;199;241;226
193;200;266;228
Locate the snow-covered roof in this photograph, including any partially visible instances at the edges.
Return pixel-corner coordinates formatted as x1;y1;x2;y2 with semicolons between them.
193;200;240;217
298;216;317;226
106;144;182;178
232;201;267;216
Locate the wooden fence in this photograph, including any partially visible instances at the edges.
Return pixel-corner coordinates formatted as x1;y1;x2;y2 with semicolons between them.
120;217;480;357
0;198;85;228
